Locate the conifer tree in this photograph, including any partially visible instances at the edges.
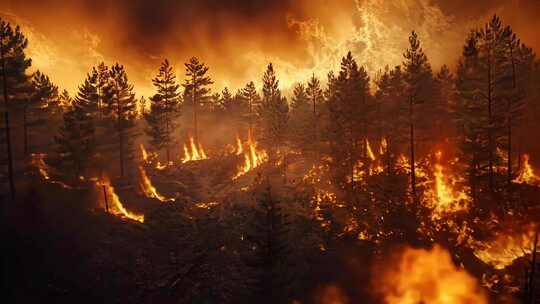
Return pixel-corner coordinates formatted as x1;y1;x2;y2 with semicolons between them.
58;89;72;109
182;57;213;143
55;97;95;178
289;83;311;152
0;18;32;200
246;184;291;304
239;81;260;135
325;52;371;193
305;74;324;159
27;70;59;153
402;31;433;201
257;63;289;155
105;63;138;178
145;59;181;163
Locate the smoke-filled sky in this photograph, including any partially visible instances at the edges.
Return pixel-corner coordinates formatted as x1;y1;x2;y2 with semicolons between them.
0;0;538;97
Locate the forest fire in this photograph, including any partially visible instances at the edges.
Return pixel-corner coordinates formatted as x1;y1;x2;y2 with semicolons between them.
374;245;487;304
233;132;267;179
97;178;145;223
514;154;540;186
182;136;208;163
137;166;171;202
2;3;540;303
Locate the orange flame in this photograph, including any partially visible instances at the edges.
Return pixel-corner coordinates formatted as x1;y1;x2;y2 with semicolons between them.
472;223;538;270
234;131;267;179
182;136;208;163
427;151;469;219
140;143;149;162
514;154;540;185
235;134;243;156
97;178;144;223
374;245;487;304
366;138;376;161
31;153;50;180
138;166;170;202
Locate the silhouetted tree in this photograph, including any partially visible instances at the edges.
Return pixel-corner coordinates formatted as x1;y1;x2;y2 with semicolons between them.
27;70;59;153
145;59;181;163
239;81;260;135
0;18;32;200
182;57;213;143
402;31;433;202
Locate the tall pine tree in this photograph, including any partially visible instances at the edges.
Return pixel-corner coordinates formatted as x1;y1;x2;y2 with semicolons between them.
182;57;213;143
145;59;181;163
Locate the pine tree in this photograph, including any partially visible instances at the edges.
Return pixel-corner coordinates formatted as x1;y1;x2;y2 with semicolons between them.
246;184;291;304
220;87;248;132
402;31;433;201
105;63;138;178
58;89;72;110
325;52;371;194
257;63;289;155
55;98;95;179
239;81;261;135
182;57;213;143
27;70;59;153
289;83;311;152
0;18;32;200
145;59;181;163
305;74;324;159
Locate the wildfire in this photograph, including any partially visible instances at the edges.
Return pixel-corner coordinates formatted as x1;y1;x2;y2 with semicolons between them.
379;137;388;155
140;143;149;162
235;135;243;155
426;151;469;219
374;245;487;304
513;154;540;186
138;166;171;202
472;223;538;270
97;178;145;223
182;136;208;163
233;131;267;179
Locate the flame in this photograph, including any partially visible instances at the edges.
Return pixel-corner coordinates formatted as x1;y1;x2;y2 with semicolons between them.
97;178;144;223
374;245;487;304
182;136;208;163
235;134;243;155
138;166;170;202
472;223;538;270
379;137;388;155
426;151;469;219
233;131;268;179
31;153;50;180
140;143;149;162
514;154;540;185
366;138;376;161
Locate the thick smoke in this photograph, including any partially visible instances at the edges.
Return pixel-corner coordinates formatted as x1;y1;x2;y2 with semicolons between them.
1;0;538;96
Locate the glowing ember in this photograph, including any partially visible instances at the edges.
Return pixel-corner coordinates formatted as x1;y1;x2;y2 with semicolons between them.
472;223;538;270
374;245;487;304
97;178;145;223
233;131;267;179
31;153;50;180
379;137;388;155
513;154;540;186
182;136;208;163
426;151;469;219
138;166;170;202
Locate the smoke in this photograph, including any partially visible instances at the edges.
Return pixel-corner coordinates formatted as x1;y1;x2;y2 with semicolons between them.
1;0;538;97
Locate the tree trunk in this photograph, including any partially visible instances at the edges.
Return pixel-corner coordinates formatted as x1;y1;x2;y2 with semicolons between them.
117;93;125;178
192;76;198;143
23;106;28;154
487;46;494;193
409;96;417;202
1;36;15;200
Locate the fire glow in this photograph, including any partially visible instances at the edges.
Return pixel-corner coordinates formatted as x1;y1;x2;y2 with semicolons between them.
138;166;171;202
97;178;145;223
233;132;267;179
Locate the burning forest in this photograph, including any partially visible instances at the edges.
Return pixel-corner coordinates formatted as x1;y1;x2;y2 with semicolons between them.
1;1;540;303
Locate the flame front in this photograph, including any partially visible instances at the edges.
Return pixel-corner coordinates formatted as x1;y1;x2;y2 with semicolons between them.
234;131;267;179
514;154;540;185
374;245;487;304
97;178;145;223
182;136;208;163
140;143;149;162
138;166;170;202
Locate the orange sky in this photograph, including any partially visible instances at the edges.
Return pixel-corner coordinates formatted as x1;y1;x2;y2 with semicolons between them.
1;0;538;98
